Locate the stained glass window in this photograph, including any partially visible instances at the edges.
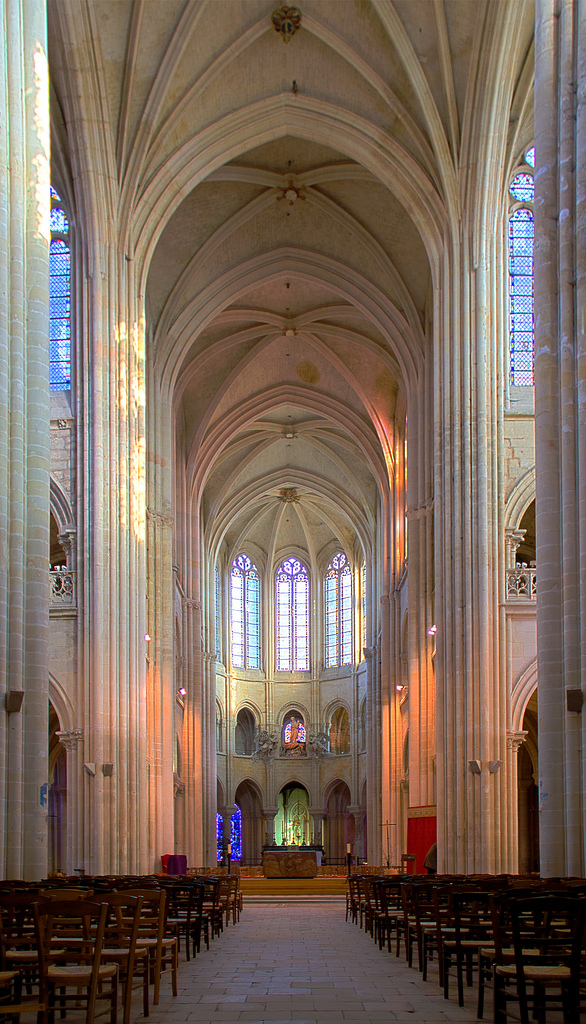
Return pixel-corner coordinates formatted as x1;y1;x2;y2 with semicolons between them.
49;189;71;390
509;173;534;203
325;552;352;667
215;564;221;659
230;555;260;669
283;716;306;743
508;208;534;386
216;813;223;862
525;146;535;168
361;563;366;657
230;805;242;860
275;558;310;670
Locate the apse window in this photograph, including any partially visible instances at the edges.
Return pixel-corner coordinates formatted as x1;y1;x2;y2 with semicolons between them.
508;147;535;387
49;187;71;390
230;555;260;669
325;552;353;667
275;558;310;671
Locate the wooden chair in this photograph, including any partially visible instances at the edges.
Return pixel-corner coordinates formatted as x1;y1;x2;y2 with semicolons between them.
493;893;586;1024
36;899;118;1024
0;908;48;1024
121;889;177;1006
93;893;147;1024
442;889;492;1006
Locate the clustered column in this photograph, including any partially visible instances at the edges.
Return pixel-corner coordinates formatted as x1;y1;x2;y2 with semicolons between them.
0;0;51;880
534;0;586;876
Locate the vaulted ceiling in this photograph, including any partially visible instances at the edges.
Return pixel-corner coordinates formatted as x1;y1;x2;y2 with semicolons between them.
48;0;534;570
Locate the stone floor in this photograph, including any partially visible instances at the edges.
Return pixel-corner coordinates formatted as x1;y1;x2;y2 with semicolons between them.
143;900;484;1024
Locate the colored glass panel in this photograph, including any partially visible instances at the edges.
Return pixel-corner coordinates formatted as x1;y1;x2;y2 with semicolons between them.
324;553;352;667
525;146;535;168
509;172;534;203
216;813;223;862
215;564;221;659
509;208;535;386
49;237;71;390
230;555;260;669
230;806;242;859
276;558;310;670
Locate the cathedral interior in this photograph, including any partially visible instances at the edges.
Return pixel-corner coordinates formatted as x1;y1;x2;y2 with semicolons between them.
1;0;584;882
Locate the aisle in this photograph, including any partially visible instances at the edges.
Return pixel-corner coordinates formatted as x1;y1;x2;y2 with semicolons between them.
145;902;481;1024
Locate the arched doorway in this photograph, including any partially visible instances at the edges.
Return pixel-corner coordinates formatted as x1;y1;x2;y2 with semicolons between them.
48;701;66;875
275;783;311;846
234;780;263;865
518;689;539;873
324;780;352;866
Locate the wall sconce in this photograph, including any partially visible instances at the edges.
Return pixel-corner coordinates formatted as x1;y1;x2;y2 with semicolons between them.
427;624;437;636
83;762;96;776
102;763;114;777
396;684;404;692
178;687;187;697
468;759;482;774
144;633;151;642
489;760;503;773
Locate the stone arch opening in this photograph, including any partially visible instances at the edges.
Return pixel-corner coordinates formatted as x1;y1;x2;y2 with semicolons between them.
324;779;352;866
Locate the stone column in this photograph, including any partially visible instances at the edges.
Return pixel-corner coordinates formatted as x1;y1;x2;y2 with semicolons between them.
364;645;381;863
348;806;364;861
534;0;586;876
309;808;324;847
505;730;527;875
505;529;526;570
0;0;51;880
55;730;83;875
263;808;277;846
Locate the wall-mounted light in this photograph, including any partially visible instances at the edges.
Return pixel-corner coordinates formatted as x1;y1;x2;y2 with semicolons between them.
489;760;503;773
144;633;151;642
468;759;482;774
427;624;437;636
178;687;187;697
396;684;404;692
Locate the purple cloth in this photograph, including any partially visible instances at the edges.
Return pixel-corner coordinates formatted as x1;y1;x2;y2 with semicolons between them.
166;854;187;875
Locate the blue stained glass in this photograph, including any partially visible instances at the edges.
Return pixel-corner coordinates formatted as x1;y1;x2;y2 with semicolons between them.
509;172;534;202
525;146;535;168
217;813;223;862
276;558;310;670
230;806;242;860
231;555;260;669
50;186;61;201
325;553;353;667
509;208;534;386
49;236;71;390
215;565;221;658
50;207;69;234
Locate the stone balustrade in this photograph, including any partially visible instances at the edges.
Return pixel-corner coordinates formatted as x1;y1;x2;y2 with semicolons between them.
50;569;76;607
505;566;536;601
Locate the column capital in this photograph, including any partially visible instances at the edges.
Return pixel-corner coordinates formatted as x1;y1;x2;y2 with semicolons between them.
507;729;528;752
56;729;83;751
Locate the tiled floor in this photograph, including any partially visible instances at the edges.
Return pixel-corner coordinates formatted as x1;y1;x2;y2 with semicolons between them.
144;900;483;1024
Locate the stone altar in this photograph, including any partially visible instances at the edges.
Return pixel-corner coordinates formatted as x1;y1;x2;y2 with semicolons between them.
263;850;318;878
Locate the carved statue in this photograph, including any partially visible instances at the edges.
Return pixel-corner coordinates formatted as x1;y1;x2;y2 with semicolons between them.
252;730;278;761
307;731;334;759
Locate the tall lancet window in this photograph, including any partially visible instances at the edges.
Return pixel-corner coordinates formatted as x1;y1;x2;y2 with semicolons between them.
508;147;535;386
230;555;260;669
325;552;353;667
276;558;310;671
49;187;71;390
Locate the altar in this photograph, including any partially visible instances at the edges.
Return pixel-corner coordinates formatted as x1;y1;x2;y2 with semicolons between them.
262;846;322;878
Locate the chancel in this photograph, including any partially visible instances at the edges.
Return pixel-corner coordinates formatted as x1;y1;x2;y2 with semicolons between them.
1;0;584;883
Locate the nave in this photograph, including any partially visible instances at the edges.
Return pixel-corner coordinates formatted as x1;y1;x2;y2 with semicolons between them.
142;901;479;1024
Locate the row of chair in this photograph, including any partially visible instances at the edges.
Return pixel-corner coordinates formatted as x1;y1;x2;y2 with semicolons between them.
0;873;242;1024
347;872;586;1024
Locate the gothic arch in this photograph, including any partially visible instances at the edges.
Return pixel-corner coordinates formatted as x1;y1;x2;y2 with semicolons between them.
505;467;536;530
50;477;75;536
49;673;75;734
511;659;538;733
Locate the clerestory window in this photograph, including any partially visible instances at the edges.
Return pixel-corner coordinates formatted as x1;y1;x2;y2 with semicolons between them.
49;187;71;391
325;552;353;667
230;555;260;669
275;558;309;671
508;147;535;387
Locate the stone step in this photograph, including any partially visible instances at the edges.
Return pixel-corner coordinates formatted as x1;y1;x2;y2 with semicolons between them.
240;876;348;896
